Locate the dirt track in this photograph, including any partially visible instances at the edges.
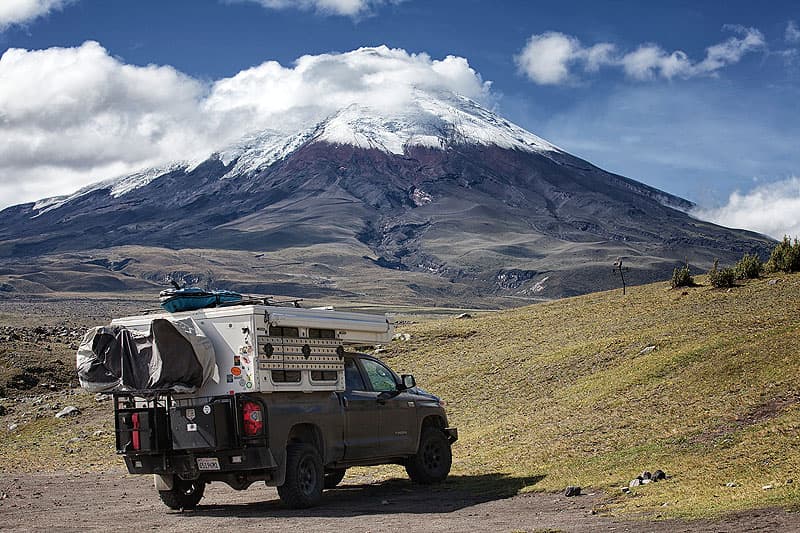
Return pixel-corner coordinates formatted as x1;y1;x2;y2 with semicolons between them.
1;471;798;532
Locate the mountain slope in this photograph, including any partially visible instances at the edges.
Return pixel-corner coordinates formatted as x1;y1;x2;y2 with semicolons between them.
0;91;772;303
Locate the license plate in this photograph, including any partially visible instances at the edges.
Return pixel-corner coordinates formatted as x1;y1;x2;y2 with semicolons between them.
197;457;220;471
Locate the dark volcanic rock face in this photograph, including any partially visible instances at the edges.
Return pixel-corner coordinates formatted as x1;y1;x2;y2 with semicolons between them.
0;110;773;304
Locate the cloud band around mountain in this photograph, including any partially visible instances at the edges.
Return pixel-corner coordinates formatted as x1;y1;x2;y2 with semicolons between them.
0;42;490;206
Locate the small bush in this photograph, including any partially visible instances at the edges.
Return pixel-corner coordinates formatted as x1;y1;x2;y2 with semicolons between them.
766;236;800;273
708;259;736;288
671;263;694;288
734;253;763;279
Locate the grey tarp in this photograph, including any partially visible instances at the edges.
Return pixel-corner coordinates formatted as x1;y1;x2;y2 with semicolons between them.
76;318;218;393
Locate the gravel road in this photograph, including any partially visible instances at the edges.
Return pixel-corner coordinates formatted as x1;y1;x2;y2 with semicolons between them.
1;471;797;532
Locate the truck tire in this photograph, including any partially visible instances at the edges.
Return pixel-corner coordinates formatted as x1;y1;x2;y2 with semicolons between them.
405;428;452;484
323;468;347;489
277;443;324;508
158;478;205;510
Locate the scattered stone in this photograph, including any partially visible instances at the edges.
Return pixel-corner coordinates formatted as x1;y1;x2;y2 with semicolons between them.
629;478;641;488
725;482;738;487
55;406;80;419
564;486;581;497
638;346;657;355
762;484;774;490
372;348;388;355
620;487;631;494
787;479;793;484
641;479;652;484
455;313;472;319
8;423;18;431
93;430;105;437
641;471;652;480
768;279;779;285
652;469;666;481
95;393;112;402
392;333;412;341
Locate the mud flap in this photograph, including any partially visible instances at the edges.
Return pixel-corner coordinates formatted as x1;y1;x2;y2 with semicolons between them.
154;474;174;491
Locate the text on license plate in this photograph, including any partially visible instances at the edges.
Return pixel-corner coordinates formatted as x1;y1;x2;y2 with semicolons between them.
197;457;220;471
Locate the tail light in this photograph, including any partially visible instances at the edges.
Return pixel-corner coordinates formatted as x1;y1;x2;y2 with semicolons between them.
242;400;263;437
131;412;141;450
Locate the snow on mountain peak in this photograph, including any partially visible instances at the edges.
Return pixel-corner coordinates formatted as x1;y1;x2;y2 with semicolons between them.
310;90;561;155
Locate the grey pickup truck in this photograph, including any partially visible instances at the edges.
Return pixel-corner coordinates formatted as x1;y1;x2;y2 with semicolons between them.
114;352;458;509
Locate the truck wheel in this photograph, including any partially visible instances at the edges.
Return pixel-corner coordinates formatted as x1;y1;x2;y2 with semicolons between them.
405;428;452;484
323;468;347;489
277;443;324;508
158;478;205;510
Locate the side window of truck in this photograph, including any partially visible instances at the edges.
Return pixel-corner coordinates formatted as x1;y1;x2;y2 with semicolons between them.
360;358;397;392
344;358;366;391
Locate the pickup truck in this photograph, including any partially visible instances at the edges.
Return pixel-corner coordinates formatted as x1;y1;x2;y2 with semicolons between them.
114;352;458;510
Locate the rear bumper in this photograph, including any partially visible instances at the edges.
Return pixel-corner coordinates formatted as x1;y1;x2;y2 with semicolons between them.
445;427;458;443
123;446;277;478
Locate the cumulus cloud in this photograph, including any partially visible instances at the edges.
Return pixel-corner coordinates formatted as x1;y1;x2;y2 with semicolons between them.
515;32;616;85
0;0;72;30
516;26;765;85
228;0;403;17
0;42;490;207
694;177;800;239
787;20;800;44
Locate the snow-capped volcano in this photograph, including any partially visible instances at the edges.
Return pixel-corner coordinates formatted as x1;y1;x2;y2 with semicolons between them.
0;88;771;302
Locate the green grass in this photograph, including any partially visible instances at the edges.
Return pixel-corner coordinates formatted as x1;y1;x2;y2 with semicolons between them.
380;273;800;518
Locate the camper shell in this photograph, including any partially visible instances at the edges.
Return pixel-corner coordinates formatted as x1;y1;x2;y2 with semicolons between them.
102;303;456;510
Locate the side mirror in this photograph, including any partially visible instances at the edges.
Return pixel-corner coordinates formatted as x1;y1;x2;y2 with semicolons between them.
399;374;416;391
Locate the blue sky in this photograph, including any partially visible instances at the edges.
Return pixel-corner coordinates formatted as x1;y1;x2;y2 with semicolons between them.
1;0;799;237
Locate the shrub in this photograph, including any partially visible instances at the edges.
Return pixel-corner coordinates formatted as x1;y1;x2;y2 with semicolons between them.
708;259;736;288
671;263;694;288
734;253;763;280
766;236;800;273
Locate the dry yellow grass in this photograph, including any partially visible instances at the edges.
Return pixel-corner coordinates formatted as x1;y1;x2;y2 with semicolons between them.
381;273;800;518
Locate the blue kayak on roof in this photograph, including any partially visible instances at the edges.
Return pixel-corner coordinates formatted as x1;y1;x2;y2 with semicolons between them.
159;287;243;313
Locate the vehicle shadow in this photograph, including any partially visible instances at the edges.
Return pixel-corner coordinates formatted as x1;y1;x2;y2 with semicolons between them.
191;473;546;517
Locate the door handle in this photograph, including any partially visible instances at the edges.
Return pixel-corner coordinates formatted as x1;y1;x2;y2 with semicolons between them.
342;396;349;408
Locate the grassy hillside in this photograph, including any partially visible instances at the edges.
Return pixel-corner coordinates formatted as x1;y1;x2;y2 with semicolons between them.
382;272;800;518
1;274;798;519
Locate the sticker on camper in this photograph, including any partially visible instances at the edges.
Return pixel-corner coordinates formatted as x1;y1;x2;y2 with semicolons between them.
202;405;212;415
226;374;234;383
233;355;241;367
238;378;246;387
231;367;242;377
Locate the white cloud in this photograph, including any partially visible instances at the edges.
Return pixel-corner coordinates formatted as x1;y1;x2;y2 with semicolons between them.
0;0;71;30
517;26;765;85
786;20;800;44
0;42;490;207
228;0;402;17
515;32;616;85
694;177;800;240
